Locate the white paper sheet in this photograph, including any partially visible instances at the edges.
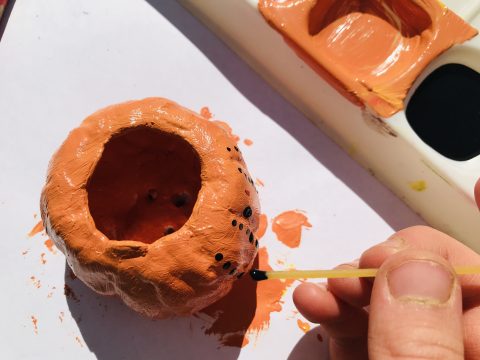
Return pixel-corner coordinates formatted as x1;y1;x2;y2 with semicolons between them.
0;1;424;359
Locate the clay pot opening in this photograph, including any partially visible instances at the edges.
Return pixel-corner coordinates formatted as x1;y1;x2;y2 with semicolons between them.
308;0;432;38
86;125;202;244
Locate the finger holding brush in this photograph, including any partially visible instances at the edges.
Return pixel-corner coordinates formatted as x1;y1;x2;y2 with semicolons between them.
292;225;480;360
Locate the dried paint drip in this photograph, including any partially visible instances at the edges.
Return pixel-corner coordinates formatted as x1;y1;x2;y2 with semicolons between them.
272;210;312;248
28;221;44;237
297;318;311;333
409;180;427;192
31;316;38;334
30;276;41;289
40;253;47;265
200;247;293;347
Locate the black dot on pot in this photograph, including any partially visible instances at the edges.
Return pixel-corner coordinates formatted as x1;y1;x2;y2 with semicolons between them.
232;219;237;227
234;146;239;152
238;167;242;173
249;233;254;243
243;206;252;218
171;192;190;207
229;268;236;275
164;226;175;235
223;261;231;270
239;223;244;230
255;240;259;248
237;272;245;279
227;147;231;152
147;189;158;202
215;253;223;261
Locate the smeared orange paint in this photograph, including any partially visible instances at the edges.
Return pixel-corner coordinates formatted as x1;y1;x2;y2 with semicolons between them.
40;253;47;265
255;178;265;187
59;312;64;323
28;221;44;237
243;139;253;146
258;0;477;117
200;247;293;347
213;120;240;143
272;210;312;248
30;276;41;289
200;106;213;120
44;239;57;254
31;316;38;334
297;318;311;333
257;214;268;239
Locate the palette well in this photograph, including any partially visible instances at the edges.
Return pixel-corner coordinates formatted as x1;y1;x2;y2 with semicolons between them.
180;0;480;252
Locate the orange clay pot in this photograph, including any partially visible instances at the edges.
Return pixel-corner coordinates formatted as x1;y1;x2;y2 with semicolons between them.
40;98;260;318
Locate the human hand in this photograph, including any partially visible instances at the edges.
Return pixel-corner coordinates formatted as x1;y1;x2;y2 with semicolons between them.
293;226;480;359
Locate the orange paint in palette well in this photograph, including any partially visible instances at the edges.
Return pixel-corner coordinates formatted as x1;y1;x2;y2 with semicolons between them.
258;0;478;117
28;221;44;237
272;210;312;248
200;247;293;347
297;318;311;333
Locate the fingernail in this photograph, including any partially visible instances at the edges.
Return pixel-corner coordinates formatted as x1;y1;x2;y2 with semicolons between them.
387;260;454;304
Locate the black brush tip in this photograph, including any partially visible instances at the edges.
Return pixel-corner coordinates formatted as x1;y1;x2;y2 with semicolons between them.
250;269;268;281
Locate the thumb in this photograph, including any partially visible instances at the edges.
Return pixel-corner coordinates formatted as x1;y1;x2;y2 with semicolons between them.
368;249;464;359
474;178;480;210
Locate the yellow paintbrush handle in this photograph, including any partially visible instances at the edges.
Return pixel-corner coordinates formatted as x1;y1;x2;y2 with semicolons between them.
261;266;480;280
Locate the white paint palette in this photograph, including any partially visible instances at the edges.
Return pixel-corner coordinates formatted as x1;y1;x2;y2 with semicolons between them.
180;0;480;251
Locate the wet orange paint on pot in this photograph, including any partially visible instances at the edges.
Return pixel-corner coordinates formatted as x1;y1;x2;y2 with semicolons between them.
213;120;240;143
200;106;213;119
258;0;477;117
40;98;260;318
257;214;268;239
272;210;312;248
200;247;294;347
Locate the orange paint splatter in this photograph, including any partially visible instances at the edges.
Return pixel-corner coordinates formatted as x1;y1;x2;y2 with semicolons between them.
31;316;38;334
256;214;268;240
44;239;57;254
243;138;253;146
317;333;323;342
47;292;54;298
200;247;293;347
75;336;84;347
59;312;64;323
297;318;311;333
276;258;285;266
255;178;265;187
21;250;29;256
213;121;240;143
40;253;47;265
200;106;213;120
28;221;44;237
272;210;312;248
30;276;41;289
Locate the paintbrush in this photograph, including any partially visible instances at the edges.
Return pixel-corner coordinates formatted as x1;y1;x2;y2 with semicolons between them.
250;266;480;281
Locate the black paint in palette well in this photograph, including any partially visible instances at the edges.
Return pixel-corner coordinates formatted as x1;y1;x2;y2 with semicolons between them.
406;64;480;161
